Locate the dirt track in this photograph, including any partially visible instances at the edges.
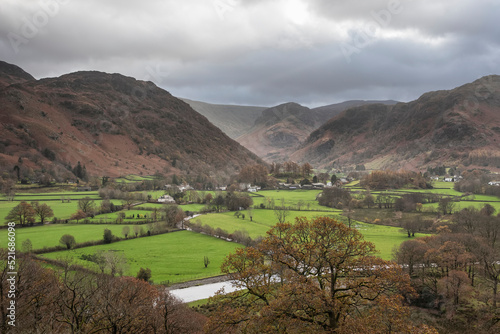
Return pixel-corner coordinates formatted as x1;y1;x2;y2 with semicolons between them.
167;275;230;290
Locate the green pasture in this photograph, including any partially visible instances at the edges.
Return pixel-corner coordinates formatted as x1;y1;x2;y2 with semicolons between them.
388;187;463;197
194;210;342;238
134;203;165;209
353;222;420;260
1;199;123;224
191;212;271;238
131;203;206;213
0;224;136;251
87;209;155;223
1;191;101;201
115;175;160;183
432;181;457;189
193;209;409;260
0;190;101;223
180;204;207;212
366;182;462;197
251;190;334;211
461;194;500;202
424;201;500;213
0;200;79;222
40;231;243;284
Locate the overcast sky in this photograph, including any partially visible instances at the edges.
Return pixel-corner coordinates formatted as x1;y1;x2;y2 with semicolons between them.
1;0;499;107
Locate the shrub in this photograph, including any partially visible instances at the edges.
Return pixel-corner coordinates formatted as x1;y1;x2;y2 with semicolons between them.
103;228;114;244
59;234;76;249
136;267;152;282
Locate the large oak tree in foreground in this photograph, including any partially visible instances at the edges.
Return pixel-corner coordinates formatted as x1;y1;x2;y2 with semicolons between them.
206;217;436;333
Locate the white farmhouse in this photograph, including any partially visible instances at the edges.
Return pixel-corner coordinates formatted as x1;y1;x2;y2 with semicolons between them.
158;194;175;203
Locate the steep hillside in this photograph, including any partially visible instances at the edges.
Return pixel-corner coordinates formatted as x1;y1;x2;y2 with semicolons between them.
180;98;266;139
0;60;35;88
236;102;317;161
237;100;398;162
0;62;263;180
312;100;398;121
291;75;500;171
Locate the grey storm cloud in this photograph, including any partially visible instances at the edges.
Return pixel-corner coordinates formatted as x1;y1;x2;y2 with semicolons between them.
0;0;499;107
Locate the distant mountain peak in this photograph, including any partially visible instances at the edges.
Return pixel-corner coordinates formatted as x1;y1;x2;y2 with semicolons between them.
256;102;311;126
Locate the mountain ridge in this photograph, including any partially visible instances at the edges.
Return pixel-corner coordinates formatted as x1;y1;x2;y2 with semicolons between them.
291;75;500;171
0;62;264;182
236;100;398;162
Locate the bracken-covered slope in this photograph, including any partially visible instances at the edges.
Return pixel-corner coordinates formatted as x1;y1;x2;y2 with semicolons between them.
291;75;500;171
0;62;263;179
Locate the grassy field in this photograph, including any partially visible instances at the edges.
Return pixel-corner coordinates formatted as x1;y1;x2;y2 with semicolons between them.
180;204;208;212
192;209;409;260
40;230;243;284
115;175;161;183
0;200;80;222
193;210;341;238
86;209;155;223
250;189;335;211
135;202;208;212
367;182;463;197
353;222;419;260
1;191;101;202
424;200;500;213
0;224;137;251
1;199;124;223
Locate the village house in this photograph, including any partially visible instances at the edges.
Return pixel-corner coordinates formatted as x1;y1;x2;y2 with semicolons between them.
239;183;252;191
157;194;175;203
178;184;194;192
247;186;261;193
278;183;301;190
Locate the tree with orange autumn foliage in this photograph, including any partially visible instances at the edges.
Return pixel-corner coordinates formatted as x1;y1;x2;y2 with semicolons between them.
206;217;432;333
70;209;87;223
238;164;274;188
5;201;36;225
